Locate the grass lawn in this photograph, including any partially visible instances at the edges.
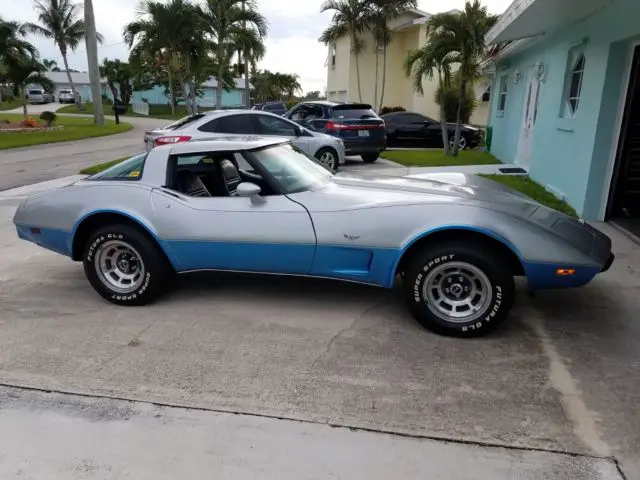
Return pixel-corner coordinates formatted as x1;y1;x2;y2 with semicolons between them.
0;98;23;111
480;174;578;218
79;156;130;175
58;102;214;120
381;149;501;167
0;113;133;150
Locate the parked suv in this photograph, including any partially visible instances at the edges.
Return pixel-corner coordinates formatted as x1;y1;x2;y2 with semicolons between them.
251;101;287;116
285;101;386;163
143;110;346;171
27;88;53;104
57;89;76;104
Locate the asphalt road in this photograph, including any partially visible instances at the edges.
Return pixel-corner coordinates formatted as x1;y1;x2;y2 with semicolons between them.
0;193;638;478
0;115;168;191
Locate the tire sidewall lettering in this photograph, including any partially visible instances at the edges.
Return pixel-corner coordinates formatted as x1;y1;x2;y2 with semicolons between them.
86;230;150;303
411;253;504;333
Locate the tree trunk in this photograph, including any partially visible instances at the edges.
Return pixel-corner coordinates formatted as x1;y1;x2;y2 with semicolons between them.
438;72;450;156
84;0;104;125
177;72;192;115
244;52;250;108
60;51;80;109
21;88;28;121
352;35;362;102
452;78;466;157
373;47;379;112
216;45;224;108
167;68;176;116
378;44;388;113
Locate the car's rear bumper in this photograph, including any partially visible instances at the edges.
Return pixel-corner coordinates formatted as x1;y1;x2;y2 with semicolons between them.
601;253;615;272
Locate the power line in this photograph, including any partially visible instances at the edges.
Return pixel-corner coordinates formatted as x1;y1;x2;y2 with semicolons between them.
43;40;127;61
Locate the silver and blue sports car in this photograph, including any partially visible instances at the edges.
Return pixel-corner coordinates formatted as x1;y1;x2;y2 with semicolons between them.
13;137;615;337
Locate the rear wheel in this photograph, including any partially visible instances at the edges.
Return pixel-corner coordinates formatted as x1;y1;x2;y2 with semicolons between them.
82;224;172;306
403;242;515;337
315;147;339;172
361;153;379;163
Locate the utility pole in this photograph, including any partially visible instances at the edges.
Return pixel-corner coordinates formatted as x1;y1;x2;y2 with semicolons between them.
243;0;250;108
84;0;104;125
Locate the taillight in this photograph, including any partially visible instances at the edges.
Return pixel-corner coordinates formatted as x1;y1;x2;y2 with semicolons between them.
154;135;192;146
326;121;347;130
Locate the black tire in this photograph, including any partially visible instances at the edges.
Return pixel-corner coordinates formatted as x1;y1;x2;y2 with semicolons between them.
82;224;172;306
314;147;339;172
361;153;379;163
403;241;515;338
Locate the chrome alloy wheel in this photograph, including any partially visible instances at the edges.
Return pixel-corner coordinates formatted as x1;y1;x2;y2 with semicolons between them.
94;239;146;294
422;261;492;323
318;150;337;170
449;135;467;150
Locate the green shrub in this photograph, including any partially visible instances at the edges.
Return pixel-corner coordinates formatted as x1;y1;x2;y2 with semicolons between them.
379;106;406;115
286;100;298;110
39;111;57;126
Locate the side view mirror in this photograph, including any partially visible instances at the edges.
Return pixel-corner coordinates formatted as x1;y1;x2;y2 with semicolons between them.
294;126;303;136
236;182;265;204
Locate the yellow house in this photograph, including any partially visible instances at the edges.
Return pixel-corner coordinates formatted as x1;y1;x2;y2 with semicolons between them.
324;8;491;126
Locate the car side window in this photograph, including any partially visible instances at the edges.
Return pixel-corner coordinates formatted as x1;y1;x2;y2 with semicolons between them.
306;105;324;119
290;106;309;121
255;115;297;136
87;153;147;181
403;114;428;124
199;114;256;134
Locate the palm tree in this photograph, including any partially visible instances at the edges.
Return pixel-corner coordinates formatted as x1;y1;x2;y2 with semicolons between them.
0;17;38;63
367;0;417;111
42;58;58;70
319;0;368;102
24;0;103;108
4;55;54;119
422;1;497;155
198;0;267;109
124;0;208;115
404;37;455;154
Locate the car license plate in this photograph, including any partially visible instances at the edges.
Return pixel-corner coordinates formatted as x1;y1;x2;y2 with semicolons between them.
358;130;369;137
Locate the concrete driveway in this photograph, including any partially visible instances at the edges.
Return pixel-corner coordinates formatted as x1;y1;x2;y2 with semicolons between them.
0;180;638;479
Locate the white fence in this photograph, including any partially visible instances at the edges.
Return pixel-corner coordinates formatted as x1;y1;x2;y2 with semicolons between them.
132;102;150;116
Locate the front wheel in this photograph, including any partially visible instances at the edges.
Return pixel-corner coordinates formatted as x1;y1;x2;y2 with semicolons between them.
315;147;339;172
449;135;467;151
361;153;379;163
82;224;172;306
403;242;515;337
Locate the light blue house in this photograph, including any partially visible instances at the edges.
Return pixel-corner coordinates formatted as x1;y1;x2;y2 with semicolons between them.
485;0;640;231
127;77;249;108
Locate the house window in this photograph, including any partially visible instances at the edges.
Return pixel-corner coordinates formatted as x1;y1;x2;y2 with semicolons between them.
564;52;585;117
325;44;336;69
497;75;508;112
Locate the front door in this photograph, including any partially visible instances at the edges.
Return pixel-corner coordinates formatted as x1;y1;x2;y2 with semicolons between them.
516;69;541;169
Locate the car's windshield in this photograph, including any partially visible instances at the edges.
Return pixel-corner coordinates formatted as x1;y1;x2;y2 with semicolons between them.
87;152;147;180
250;144;332;194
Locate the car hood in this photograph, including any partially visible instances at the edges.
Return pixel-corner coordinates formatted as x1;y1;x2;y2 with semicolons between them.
301;171;544;219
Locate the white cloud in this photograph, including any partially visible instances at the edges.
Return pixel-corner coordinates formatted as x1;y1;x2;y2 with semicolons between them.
4;0;514;94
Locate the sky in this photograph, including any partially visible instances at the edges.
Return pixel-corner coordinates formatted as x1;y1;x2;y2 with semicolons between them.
5;0;514;94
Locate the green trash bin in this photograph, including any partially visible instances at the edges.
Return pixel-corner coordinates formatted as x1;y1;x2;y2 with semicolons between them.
485;126;493;153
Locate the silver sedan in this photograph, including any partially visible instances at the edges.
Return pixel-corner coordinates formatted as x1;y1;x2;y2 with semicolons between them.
143;110;346;171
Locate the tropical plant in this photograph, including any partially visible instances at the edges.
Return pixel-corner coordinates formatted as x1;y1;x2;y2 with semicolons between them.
199;0;268;108
24;0;104;108
435;73;476;123
100;58;133;105
319;0;369;102
366;0;417;110
124;0;211;115
250;70;303;102
0;17;38;63
3;56;54;120
404;36;455;154
420;0;497;155
42;58;58;70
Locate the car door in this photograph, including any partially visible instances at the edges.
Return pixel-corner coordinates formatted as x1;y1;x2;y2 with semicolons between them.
253;114;313;154
150;151;317;274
